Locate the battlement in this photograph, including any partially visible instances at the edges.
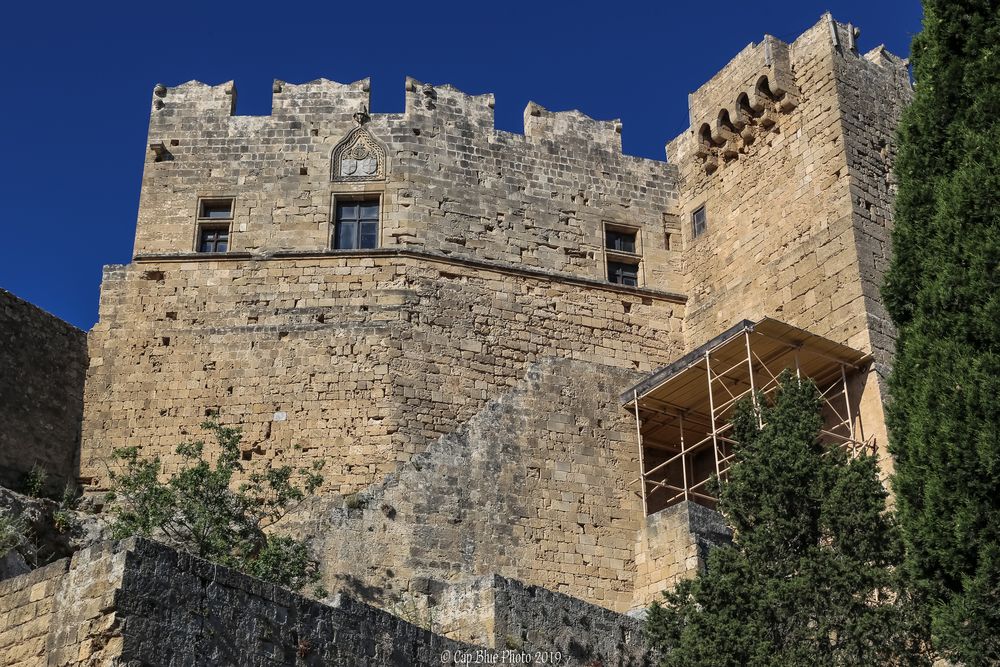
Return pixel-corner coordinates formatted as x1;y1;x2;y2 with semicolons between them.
669;14;910;173
149;75;630;155
272;77;371;117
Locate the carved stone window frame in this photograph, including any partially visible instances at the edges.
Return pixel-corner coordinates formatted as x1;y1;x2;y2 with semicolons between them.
328;185;386;251
193;195;236;254
602;221;643;287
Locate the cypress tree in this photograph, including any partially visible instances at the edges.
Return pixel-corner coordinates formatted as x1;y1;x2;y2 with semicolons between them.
882;1;1000;663
645;374;926;666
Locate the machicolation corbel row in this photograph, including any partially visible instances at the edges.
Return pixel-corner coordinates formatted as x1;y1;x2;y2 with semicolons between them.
0;13;915;665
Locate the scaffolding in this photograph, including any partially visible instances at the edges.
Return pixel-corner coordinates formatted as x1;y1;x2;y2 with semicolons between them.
622;318;876;516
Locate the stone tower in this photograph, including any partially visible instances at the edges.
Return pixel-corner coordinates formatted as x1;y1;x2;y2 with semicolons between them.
78;13;912;624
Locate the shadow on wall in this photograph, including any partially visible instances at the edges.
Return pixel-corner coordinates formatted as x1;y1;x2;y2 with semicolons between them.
0;289;87;496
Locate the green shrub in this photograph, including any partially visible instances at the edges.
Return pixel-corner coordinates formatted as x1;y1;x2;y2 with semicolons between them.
22;464;47;497
105;417;325;591
0;508;26;555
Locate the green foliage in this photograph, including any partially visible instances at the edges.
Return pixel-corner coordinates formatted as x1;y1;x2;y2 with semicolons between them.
105;417;325;591
22;464;47;497
882;1;1000;663
53;483;81;534
645;373;927;666
0;508;27;555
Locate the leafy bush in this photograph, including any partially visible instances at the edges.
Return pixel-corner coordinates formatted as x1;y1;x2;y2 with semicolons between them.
105;417;324;592
22;464;48;497
0;508;27;555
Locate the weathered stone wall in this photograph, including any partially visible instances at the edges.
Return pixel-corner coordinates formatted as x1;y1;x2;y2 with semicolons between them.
831;38;913;380
0;538;655;666
631;502;731;611
668;16;873;352
665;15;911;463
0;289;86;494
490;575;649;666
82;255;684;492
0;542;124;667
137;76;681;290
0;561;70;666
287;357;648;615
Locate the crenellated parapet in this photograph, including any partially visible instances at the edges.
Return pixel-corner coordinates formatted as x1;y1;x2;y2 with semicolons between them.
150;80;236;117
524;102;622;152
145;75;634;157
271;77;371;118
403;77;496;129
683;35;800;175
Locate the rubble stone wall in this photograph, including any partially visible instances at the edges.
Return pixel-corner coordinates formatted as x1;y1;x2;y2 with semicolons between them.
289;357;649;614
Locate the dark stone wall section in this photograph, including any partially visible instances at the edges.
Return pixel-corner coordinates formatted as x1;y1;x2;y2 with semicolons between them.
115;538;473;666
0;289;86;494
492;575;653;667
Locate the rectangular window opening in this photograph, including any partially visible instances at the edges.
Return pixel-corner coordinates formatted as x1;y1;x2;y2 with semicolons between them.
692;206;707;238
607;260;639;287
199;198;234;220
334;197;380;250
605;229;637;254
198;226;229;253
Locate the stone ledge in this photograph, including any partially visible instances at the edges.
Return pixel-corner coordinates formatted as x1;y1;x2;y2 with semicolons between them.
131;247;689;304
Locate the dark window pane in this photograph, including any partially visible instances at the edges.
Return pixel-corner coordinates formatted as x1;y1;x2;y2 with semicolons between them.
335;221;356;249
605;230;636;253
607;261;639;286
337;202;359;222
335;199;379;249
359;222;378;249
198;226;229;253
200;199;233;219
692;206;707;237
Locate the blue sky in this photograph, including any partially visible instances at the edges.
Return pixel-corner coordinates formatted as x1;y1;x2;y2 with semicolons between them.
0;0;922;330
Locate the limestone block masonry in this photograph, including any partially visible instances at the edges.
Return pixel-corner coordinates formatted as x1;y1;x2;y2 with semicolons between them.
66;11;915;630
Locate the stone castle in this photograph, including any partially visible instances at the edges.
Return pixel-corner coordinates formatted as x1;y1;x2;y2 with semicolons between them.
0;14;913;665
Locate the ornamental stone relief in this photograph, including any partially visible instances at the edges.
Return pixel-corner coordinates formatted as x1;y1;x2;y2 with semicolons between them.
331;111;386;182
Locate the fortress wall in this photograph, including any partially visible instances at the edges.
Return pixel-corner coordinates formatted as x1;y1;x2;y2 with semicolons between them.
0;537;652;665
0;542;126;667
0;538;475;666
291;357;650;615
137;77;681;291
831;39;913;381
663;17;911;466
81;255;685;496
0;290;86;494
668;16;870;353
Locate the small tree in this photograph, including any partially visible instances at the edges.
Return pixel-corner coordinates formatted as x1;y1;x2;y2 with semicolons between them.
645;373;927;666
105;417;324;592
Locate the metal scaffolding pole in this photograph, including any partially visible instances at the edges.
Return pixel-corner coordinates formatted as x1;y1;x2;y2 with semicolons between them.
679;411;689;502
840;364;856;457
745;328;762;428
705;351;722;481
633;390;648;516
